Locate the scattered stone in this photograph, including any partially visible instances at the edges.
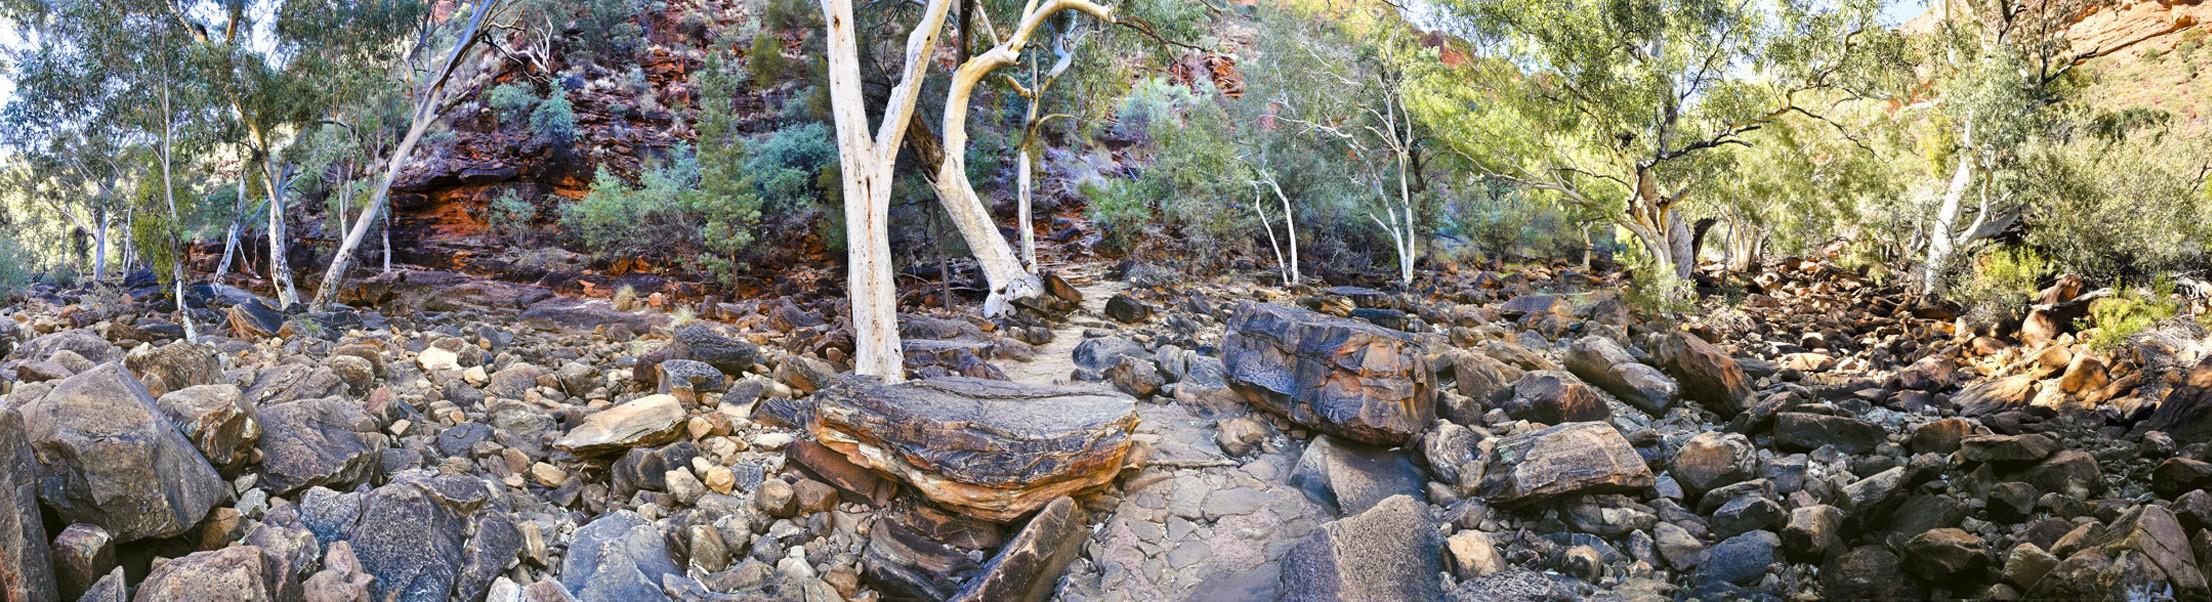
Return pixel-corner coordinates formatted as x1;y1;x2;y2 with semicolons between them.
560;511;679;602
1291;435;1426;516
1773;412;1885;454
51;523;114;600
1700;530;1778;586
132;545;291;601
1446;530;1505;579
123;340;221;398
1903;528;1989;580
1671;431;1755;498
1104;294;1152;324
675;324;762;376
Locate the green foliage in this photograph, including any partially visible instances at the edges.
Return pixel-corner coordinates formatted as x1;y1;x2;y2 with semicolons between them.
574;0;647;65
1081;179;1154;252
691;48;764;285
0;235;36;300
1446;187;1575;264
489;189;536;245
1093;78;1252;269
2083;282;2181;351
486;82;541;127
1951;246;2053;331
2020;127;2209;281
745;122;838;215
561;158;703;258
1622;242;1695;316
530;88;578;144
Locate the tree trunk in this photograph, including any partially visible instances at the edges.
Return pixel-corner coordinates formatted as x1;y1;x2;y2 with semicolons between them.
1253;189;1288;286
92;206;108;283
215;176;247;282
818;0;956;382
928;0;1109;316
1923;140;1976;294
312;0;499;309
1017;147;1037;274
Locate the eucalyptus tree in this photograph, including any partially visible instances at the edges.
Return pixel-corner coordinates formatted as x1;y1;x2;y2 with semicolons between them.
1907;0;2106;293
304;0;507;309
1425;0;1894;293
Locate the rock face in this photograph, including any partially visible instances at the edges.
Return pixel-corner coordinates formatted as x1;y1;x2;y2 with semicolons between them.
1280;494;1442;602
1480;422;1654;506
1563;336;1677;413
6;363;228;543
256;396;387;495
1221;301;1436;446
813;376;1140;522
1653;332;1753;417
1;408;56;602
552;394;687;455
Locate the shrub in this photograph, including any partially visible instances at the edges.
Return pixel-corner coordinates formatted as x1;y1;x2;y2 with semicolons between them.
2022;132;2207;281
2082;282;2181;350
530;89;577;144
613;284;640;311
560;160;701;258
488;189;536;245
0;235;35;300
1082;179;1154;253
1950;245;2053;332
745;122;838;214
575;0;645;65
485;83;540;127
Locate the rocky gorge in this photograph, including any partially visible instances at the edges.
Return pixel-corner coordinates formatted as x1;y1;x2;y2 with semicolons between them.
3;254;2212;602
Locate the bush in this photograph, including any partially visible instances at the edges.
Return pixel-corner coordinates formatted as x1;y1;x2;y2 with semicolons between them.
0;235;35;300
2082;282;2181;350
2021;133;2208;282
745;122;838;215
560;159;702;258
530;89;577;144
1082;179;1154;253
486;83;540;127
488;189;536;245
1950;245;2053;332
575;0;645;64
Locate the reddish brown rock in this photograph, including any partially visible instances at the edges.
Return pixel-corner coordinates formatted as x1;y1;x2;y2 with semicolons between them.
1653;332;1753;417
813;376;1140;522
1221;301;1436;446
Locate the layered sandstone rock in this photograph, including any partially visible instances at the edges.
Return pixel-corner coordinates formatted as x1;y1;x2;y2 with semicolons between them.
813;376;1140;522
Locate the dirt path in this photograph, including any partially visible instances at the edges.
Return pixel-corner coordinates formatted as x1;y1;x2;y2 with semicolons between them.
995;257;1125;385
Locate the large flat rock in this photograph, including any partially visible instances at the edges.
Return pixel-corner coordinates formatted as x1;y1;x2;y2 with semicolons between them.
813;376;1140;522
1221;302;1436;446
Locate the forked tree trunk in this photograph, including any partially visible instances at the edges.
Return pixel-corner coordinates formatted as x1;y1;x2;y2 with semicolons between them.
929;0;1110;316
1923;127;1977;294
819;0;955;381
215;176;247;281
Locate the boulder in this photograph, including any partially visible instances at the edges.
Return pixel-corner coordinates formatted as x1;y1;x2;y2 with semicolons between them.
1652;332;1752;417
1563;336;1677;413
675;325;761;376
1280;495;1442;602
157;384;259;475
7;364;227;542
1070;337;1147;383
1701;530;1779;586
1954;375;2039;417
1480;422;1654;506
559;511;678;602
2028;505;2206;600
123;341;221;398
256;396;387;495
1291;435;1426;517
1671;431;1755;498
1772;412;1885;454
862;515;980;601
1104;294;1152;324
654;360;724;404
1447;350;1521;417
1502;371;1611;425
131;545;290;602
1222;302;1436;446
332;473;522;602
1904;528;1990;580
812;376;1140;522
949;497;1087;602
0;408;56;602
51;523;115;600
1821;545;1923;601
552;394;687;455
2140;359;2212;443
14;330;119;364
